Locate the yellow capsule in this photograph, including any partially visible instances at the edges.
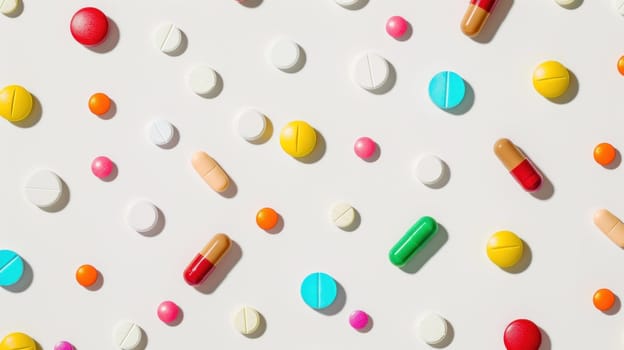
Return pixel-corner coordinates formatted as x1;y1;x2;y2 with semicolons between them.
280;120;317;158
486;230;523;268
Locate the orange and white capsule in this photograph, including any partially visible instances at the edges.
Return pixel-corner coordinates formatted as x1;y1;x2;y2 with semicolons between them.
192;151;230;193
593;209;624;248
461;0;498;37
494;138;542;192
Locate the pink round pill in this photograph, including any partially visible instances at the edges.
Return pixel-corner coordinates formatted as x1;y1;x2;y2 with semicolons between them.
54;341;74;350
157;300;180;324
386;16;409;39
91;156;114;179
349;310;369;330
354;137;377;160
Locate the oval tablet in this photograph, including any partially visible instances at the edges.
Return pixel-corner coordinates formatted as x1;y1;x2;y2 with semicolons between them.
188;65;219;96
352;52;390;92
0;332;36;350
0;0;19;16
428;71;466;109
330;202;356;229
415;154;446;187
112;321;143;350
153;22;183;54
233;306;261;335
127;201;160;234
416;313;448;345
236;109;267;142
24;169;63;209
0;250;24;287
300;272;338;309
593;209;624;247
191;151;230;193
148;119;175;147
269;38;303;71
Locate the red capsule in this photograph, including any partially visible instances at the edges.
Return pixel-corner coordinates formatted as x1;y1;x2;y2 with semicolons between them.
494;138;542;192
183;233;231;286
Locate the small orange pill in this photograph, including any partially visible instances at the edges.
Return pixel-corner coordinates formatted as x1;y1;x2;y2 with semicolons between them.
593;288;616;312
88;92;111;116
593;143;617;166
256;207;279;231
76;264;99;287
618;56;624;76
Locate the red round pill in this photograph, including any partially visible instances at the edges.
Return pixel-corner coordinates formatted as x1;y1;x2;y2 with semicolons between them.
503;319;542;350
70;7;109;46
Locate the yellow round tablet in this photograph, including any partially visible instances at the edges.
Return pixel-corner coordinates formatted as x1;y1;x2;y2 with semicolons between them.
532;61;570;99
486;230;523;268
0;332;36;350
279;120;317;158
0;85;33;122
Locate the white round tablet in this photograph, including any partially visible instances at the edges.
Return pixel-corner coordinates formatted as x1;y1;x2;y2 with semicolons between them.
352;53;390;92
188;65;219;96
0;0;19;15
330;202;356;229
127;201;160;234
615;0;624;14
152;22;183;54
416;313;448;345
148;119;175;147
335;0;361;7
414;155;446;187
232;306;261;335
236;109;267;142
269;39;303;71
24;170;63;209
112;321;143;350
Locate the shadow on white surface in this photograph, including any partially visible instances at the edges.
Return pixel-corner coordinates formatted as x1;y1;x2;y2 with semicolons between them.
550;69;578;105
41;177;71;213
317;280;346;316
604;150;621;170
135;327;148;350
158;125;180;150
245;312;267;339
539;327;551;350
12;94;42;128
432;319;454;348
101;162;119;183
447;80;474;116
88;18;120;54
363;143;381;163
401;224;448;274
3;258;33;293
86;272;104;291
219;177;238;198
167;307;184;327
342;0;369;11
5;0;23;18
425;161;451;190
297;130;326;164
282;47;306;74
473;0;514;44
266;214;284;234
356;314;373;333
561;0;583;10
339;208;361;232
249;116;273;145
167;30;188;57
195;240;242;294
140;207;166;237
98;98;117;120
239;0;263;8
502;239;531;274
395;22;413;42
603;294;621;316
197;72;224;99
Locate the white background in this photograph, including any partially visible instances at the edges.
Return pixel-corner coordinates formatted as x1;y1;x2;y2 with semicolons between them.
1;0;624;349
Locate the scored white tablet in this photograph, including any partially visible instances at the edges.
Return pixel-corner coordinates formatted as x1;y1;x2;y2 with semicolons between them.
24;169;63;209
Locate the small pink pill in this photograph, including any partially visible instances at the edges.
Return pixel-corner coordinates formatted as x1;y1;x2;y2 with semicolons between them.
349;310;369;330
354;137;377;160
386;16;409;39
157;300;180;324
54;341;74;350
91;156;114;179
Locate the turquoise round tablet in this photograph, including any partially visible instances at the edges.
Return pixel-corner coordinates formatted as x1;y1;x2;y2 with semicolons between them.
0;250;24;286
428;71;466;110
300;272;337;309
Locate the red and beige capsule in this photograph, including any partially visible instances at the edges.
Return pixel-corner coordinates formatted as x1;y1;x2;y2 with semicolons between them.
494;138;542;192
461;0;498;37
593;209;624;248
183;233;232;285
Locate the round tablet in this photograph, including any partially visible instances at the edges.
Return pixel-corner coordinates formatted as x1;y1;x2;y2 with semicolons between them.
0;84;33;122
127;201;159;234
593;288;616;312
354;137;377;159
0;333;36;350
0;250;24;287
54;341;74;350
349;310;369;330
153;23;182;54
91;156;115;179
486;231;524;268
188;65;219;96
554;0;576;5
269;38;303;71
70;7;109;46
386;16;409;39
157;300;180;324
503;319;541;350
280;120;317;158
416;313;448;345
112;321;143;350
256;207;279;231
428;71;466;109
233;306;261;335
414;155;445;186
148;119;175;147
88;92;111;116
300;272;337;309
352;53;390;92
75;264;98;287
533;61;570;99
330;202;356;229
594;143;617;166
24;170;63;209
0;0;19;15
237;109;267;142
618;56;624;76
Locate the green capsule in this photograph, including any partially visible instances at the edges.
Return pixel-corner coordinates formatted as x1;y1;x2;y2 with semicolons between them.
389;216;438;267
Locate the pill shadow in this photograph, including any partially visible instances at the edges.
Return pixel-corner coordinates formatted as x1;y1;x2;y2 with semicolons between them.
34;341;42;350
395;22;413;42
101;162;119;182
369;61;396;95
539;327;552;350
167;307;184;326
604;294;621;316
523;154;554;200
604;150;621;170
447;80;474;116
341;0;369;10
432;319;454;348
12;94;42;128
141;207;166;237
98;98;117;120
158;125;180;150
87;272;104;291
198;72;224;99
297;130;326;164
550;69;579;105
357;314;373;333
267;214;284;234
41;177;71;213
561;0;583;9
245;312;267;339
5;0;24;18
219;177;238;198
363;143;381;163
167;30;188;57
250;116;273;145
195;240;242;294
340;208;361;232
425;161;451;190
239;0;263;8
134;328;148;350
317;280;346;316
282;46;306;74
401;224;448;274
88;18;120;54
3;258;33;293
502;240;532;274
473;0;514;44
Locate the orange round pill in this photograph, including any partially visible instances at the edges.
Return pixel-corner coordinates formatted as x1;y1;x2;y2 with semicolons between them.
76;264;99;287
88;92;111;116
593;288;616;312
256;207;279;231
618;56;624;76
593;143;617;166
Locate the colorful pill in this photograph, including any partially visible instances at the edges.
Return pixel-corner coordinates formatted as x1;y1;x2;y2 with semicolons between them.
256;207;279;231
88;92;111;116
494;138;542;192
91;156;115;179
618;56;624;76
593;143;617;166
354;137;377;160
428;71;466;110
183;233;232;285
389;216;438;267
503;319;541;350
0;250;24;287
0;332;36;350
533;61;570;99
0;85;33;122
486;231;523;268
70;7;109;46
54;341;74;350
157;300;180;324
300;272;337;309
191;151;230;193
75;264;99;287
280;121;317;158
386;16;409;39
461;0;497;37
593;288;616;312
349;310;370;330
593;209;624;248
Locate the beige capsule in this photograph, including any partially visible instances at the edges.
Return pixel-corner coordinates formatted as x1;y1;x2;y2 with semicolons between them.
191;151;230;193
593;209;624;248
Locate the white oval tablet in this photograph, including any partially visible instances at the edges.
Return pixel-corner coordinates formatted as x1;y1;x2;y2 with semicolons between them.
24;170;63;209
152;23;183;54
415;155;446;187
352;53;390;92
0;0;19;15
233;306;261;335
416;313;448;345
112;321;143;350
335;0;361;7
330;202;356;229
127;201;160;234
188;65;219;96
269;39;302;71
148;119;174;147
236;109;267;142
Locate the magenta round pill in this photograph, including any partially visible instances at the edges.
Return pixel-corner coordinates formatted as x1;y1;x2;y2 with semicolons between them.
386;16;409;39
91;156;114;179
54;341;74;350
354;137;377;159
157;300;180;324
349;310;369;330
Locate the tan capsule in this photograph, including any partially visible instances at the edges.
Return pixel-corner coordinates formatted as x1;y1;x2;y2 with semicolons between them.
593;209;624;248
191;151;230;193
460;0;497;37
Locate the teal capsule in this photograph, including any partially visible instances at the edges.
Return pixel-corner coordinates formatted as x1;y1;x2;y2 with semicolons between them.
389;216;438;267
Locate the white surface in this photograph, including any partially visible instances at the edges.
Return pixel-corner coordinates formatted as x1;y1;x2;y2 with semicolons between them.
0;0;18;15
414;154;445;187
23;169;62;209
351;52;390;92
3;1;624;350
152;23;182;54
187;65;218;95
147;119;174;147
112;321;143;350
232;306;261;335
329;202;355;229
236;108;267;142
268;38;302;71
126;200;159;234
416;313;448;345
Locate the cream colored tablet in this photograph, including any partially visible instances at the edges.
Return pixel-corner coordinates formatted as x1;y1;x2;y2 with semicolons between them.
233;306;261;335
188;65;219;96
152;23;182;54
594;209;624;247
330;202;356;229
24;170;63;209
191;151;230;193
112;321;143;350
416;313;448;345
0;0;19;15
352;53;390;92
555;0;576;6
